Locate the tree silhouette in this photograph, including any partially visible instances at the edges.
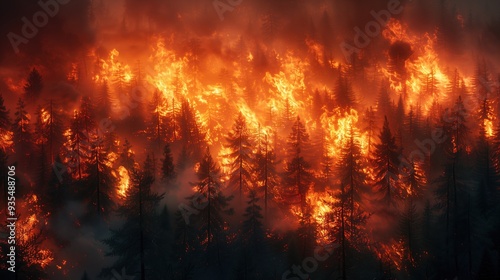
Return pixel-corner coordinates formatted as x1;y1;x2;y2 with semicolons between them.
161;143;176;187
187;148;233;267
24;68;43;101
225;112;253;198
372;116;400;207
284;116;313;212
84;130;117;217
101;156;164;280
12;98;34;164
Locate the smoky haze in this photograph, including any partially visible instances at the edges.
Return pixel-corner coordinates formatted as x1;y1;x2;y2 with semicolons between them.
1;0;499;279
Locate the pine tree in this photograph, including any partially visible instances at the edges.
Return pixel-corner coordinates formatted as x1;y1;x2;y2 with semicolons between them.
281;98;295;129
334;66;356;109
172;208;198;279
399;159;426;272
101;156;164;280
12;98;34;163
45;154;69;214
284;116;313;212
242;190;264;244
473;59;490;100
146;89;169;150
372;116;400;207
84;130;117;217
225;112;253;198
161;143;176;186
187;148;233;265
178;99;205;161
97;81;112;117
253;133;278;218
176;144;192;172
447;68;461;103
45;100;64;163
424;69;439;101
24;68;43;101
237;189;271;279
362;106;377;154
64;110;89;180
475;98;499;213
404;106;420;147
336;124;367;235
434;96;472;277
80;96;96;137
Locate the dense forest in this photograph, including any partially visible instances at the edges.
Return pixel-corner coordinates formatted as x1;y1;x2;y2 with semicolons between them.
0;0;499;279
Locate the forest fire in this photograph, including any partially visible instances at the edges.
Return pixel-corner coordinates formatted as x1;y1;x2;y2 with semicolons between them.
0;0;499;279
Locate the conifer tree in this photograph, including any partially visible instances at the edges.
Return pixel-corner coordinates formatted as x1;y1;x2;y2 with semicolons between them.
225;112;253;198
178;99;205;161
475;99;499;213
84;131;117;217
79;96;96;137
434;96;472;277
242;189;264;244
363;106;377;154
64;111;89;180
253;132;278;218
372;116;400;207
12;98;34;163
187;148;233;266
284;116;313;212
45;100;64;163
146;89;169;150
336;124;367;234
97;81;112;117
399;159;426;271
161;143;176;186
101;156;164;280
334;66;356;108
24;68;43;101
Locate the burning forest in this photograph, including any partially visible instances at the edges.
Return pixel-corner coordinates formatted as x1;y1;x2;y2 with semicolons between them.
0;0;500;279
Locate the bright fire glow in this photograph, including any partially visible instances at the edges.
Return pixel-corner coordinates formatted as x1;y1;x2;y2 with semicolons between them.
116;165;130;198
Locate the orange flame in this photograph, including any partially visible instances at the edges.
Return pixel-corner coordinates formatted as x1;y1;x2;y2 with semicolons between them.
116;165;130;198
